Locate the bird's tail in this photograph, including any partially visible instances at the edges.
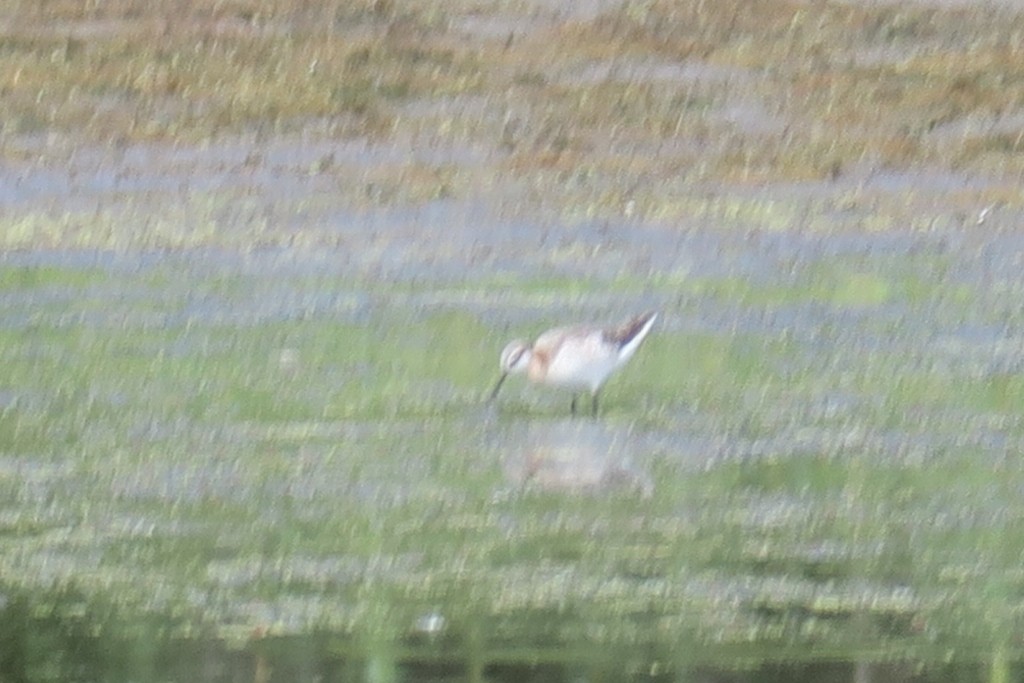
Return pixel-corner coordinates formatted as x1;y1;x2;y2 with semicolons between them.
609;311;658;360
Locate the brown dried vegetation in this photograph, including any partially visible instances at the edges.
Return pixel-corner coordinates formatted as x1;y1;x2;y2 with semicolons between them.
2;0;1024;188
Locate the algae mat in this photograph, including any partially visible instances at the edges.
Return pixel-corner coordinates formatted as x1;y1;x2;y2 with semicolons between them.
1;226;1023;680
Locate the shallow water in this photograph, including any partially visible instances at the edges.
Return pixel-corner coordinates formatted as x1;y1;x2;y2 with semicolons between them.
6;0;1024;675
2;198;1024;679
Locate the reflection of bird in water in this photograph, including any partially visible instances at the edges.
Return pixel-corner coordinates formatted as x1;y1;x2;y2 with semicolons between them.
489;312;657;417
500;421;653;497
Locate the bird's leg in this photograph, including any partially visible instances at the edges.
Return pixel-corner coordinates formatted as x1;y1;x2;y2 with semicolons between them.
591;392;600;418
571;394;579;417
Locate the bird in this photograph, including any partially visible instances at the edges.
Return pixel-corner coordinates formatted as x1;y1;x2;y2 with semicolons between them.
489;311;658;417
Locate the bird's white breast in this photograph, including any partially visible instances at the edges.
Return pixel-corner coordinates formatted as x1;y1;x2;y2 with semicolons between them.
540;333;622;392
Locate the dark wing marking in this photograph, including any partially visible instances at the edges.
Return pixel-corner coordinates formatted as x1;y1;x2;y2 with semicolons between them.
602;311;657;350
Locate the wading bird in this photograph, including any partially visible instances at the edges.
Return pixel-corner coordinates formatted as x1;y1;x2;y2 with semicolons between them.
489;311;657;417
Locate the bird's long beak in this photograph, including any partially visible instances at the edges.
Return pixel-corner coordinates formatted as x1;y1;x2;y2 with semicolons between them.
488;372;509;402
